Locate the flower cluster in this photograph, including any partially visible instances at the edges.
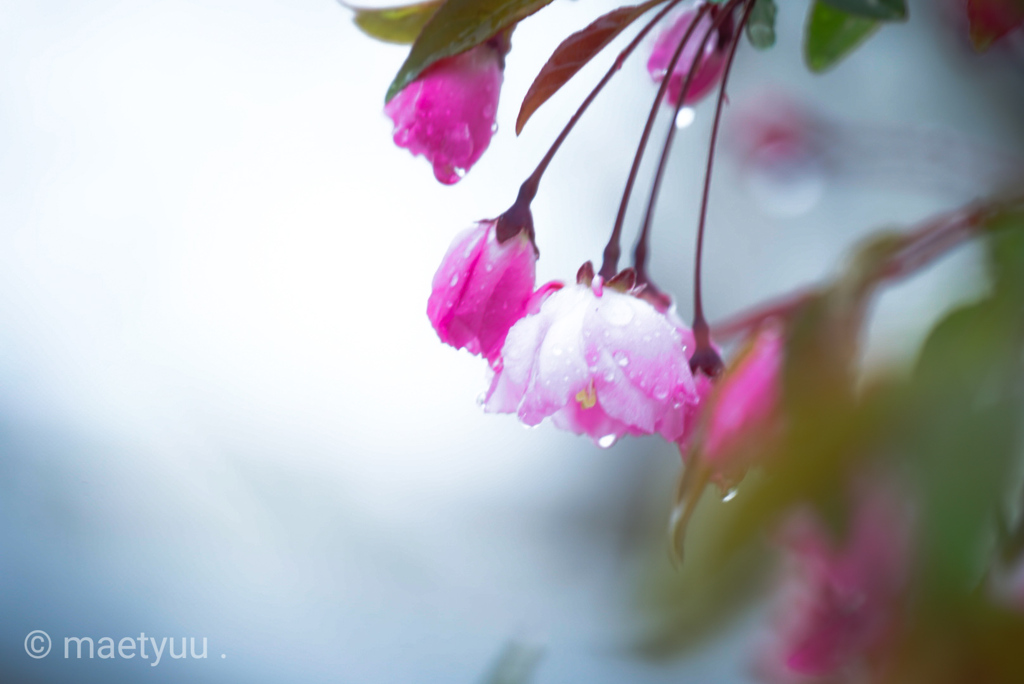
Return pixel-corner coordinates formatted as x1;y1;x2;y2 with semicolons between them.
350;2;1024;681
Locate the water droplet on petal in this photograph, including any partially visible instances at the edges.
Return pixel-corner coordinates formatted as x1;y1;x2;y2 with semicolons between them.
476;392;487;407
485;263;494;272
722;487;739;503
614;352;630;367
597;434;618;449
450;274;459;287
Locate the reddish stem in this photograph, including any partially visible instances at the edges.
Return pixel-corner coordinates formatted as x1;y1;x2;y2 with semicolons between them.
496;0;682;244
690;0;755;378
599;1;726;279
710;198;1022;340
634;1;738;292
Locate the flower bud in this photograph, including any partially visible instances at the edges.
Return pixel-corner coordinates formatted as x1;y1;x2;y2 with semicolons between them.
427;220;536;364
385;42;504;184
647;9;728;107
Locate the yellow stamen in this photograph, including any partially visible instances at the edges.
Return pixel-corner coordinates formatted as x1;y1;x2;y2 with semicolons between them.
575;380;597;409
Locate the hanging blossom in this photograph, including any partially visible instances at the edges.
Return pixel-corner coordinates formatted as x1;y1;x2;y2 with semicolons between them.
757;480;913;684
647;6;730;107
427;220;540;365
484;264;701;448
686;325;784;488
385;40;505;184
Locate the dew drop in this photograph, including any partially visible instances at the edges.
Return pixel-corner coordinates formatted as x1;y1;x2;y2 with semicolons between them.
476;392;487;407
722;487;739;503
614;352;630;367
450;274;459;287
597;434;618;449
675;107;696;129
485;263;494;272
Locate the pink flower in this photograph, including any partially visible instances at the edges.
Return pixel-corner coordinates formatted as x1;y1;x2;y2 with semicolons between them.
758;481;912;683
484;274;701;447
427;220;537;365
385;42;504;184
647;8;729;107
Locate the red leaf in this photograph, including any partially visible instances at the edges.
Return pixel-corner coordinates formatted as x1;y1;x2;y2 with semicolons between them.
515;0;661;135
966;0;1024;51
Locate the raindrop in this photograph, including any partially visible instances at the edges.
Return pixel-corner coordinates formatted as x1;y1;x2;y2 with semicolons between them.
597;434;618;449
450;274;459;287
614;352;630;367
675;107;696;129
722;487;739;503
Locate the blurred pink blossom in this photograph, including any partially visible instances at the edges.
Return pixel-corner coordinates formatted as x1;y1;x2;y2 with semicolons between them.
758;481;913;683
385;43;503;184
647;8;728;107
427;220;536;365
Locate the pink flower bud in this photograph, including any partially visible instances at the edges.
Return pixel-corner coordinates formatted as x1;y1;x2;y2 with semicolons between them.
427;220;536;365
704;326;783;457
385;43;503;184
647;9;728;107
484;279;701;448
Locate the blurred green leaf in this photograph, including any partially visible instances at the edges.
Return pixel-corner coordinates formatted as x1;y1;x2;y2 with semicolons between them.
746;0;778;50
819;0;907;21
348;1;444;45
386;0;554;102
804;1;881;73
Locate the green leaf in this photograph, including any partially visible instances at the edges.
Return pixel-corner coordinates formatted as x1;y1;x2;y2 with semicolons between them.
348;1;444;45
804;1;882;73
516;0;661;135
818;0;907;21
385;0;555;103
747;0;778;50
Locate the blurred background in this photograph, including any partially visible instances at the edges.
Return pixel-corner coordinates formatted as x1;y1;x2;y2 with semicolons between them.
0;0;1022;682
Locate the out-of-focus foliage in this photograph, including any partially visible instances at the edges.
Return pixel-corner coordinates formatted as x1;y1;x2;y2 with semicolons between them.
635;202;1024;679
347;0;443;45
804;1;885;73
746;0;778;50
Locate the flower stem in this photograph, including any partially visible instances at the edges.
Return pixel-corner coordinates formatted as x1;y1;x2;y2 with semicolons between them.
634;1;740;292
690;0;755;378
710;196;1023;341
599;1;717;279
496;0;682;244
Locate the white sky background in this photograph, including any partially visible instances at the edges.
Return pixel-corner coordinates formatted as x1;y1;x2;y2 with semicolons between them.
0;1;1021;682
